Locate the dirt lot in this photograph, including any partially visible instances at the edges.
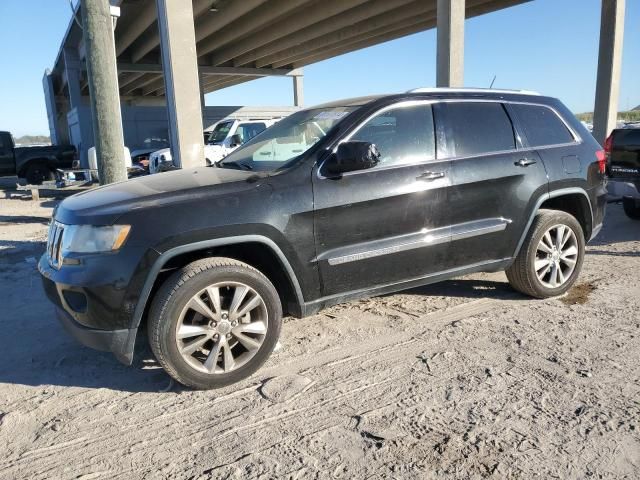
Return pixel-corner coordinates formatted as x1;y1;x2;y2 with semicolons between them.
0;188;638;479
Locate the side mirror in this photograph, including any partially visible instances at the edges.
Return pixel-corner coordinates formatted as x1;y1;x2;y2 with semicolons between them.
324;141;381;175
229;134;243;148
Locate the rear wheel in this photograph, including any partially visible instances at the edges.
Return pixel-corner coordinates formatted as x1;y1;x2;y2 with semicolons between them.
148;257;282;389
506;210;585;298
24;163;54;185
622;197;640;220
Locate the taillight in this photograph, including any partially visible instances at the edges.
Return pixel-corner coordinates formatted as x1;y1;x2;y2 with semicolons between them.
595;149;606;174
604;133;613;158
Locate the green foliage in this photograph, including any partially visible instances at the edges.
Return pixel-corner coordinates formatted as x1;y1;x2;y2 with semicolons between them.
14;135;51;145
576;111;640;123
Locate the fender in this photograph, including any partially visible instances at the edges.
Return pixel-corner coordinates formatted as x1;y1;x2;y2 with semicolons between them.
130;235;306;329
512;187;595;258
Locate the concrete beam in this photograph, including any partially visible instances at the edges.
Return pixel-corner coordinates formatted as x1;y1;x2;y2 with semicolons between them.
262;4;436;69
118;71;146;89
156;0;204;169
115;1;156;55
593;0;625;145
116;63;301;77
210;0;369;66
195;0;268;42
203;75;262;94
290;21;435;68
436;0;465;87
197;0;314;59
237;0;419;68
130;0;211;63
120;73;162;95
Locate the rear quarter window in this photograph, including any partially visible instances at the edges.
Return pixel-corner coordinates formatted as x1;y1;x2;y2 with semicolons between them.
443;102;516;157
511;104;575;147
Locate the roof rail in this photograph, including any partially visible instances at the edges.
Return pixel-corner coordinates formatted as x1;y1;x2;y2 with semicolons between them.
406;87;541;96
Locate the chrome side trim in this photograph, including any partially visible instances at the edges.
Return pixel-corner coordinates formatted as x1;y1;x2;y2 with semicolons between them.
324;217;511;266
450;217;512;242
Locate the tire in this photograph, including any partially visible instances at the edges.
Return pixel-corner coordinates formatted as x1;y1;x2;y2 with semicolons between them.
24;163;54;185
147;257;282;390
622;197;640;220
506;209;585;298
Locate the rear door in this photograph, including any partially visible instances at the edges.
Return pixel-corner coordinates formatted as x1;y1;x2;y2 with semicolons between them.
442;101;548;268
0;133;15;175
312;101;451;296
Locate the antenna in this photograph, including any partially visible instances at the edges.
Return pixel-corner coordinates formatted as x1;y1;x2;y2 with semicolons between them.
489;75;497;89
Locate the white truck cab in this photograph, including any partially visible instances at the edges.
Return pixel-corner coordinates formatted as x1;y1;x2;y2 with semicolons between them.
150;118;279;173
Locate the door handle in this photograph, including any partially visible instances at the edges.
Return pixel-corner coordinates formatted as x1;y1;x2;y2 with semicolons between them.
514;158;537;167
417;171;445;181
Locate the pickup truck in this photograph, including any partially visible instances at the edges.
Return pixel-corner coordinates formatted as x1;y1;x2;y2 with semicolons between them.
606;127;640;219
0;131;76;184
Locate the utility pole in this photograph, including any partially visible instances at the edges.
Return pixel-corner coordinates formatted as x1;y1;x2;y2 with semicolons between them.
81;0;127;184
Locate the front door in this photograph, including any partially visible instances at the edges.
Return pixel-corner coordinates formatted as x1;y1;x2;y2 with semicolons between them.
438;101;549;269
312;102;451;297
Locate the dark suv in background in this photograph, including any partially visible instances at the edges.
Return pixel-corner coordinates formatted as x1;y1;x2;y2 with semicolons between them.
39;88;607;389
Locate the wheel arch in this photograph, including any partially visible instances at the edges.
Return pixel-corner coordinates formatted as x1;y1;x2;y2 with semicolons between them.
512;188;594;259
132;236;305;331
18;157;55;178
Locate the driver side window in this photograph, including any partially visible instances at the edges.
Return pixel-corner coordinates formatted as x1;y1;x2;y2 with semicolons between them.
351;104;435;168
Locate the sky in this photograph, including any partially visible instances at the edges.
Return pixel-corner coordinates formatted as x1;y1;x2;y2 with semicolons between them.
0;0;638;138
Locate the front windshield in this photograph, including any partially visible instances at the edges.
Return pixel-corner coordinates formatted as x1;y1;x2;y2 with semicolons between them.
206;121;234;145
218;106;355;172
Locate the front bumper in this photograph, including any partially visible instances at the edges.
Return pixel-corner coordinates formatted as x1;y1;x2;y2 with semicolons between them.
38;252;148;365
54;305;136;365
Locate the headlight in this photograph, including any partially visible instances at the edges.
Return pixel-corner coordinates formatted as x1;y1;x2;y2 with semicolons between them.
61;225;131;254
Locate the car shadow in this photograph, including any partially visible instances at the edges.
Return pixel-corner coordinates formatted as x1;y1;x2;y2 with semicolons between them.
390;277;520;302
0;239;173;393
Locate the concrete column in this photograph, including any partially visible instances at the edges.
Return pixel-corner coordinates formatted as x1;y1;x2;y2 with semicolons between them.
43;71;62;145
292;73;304;107
436;0;465;87
593;0;625;145
156;0;204;169
63;49;83;110
81;0;127;184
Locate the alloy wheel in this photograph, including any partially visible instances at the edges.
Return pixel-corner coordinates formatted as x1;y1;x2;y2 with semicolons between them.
175;282;268;374
534;224;579;289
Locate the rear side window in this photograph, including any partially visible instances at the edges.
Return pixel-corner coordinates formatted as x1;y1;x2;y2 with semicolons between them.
444;102;515;157
351;104;436;168
511;104;575;147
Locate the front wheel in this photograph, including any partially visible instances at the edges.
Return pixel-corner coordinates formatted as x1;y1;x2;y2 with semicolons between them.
506;209;585;298
622;197;640;220
24;163;54;185
148;257;282;389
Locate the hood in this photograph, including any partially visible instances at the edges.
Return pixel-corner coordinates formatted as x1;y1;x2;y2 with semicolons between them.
55;167;264;225
151;148;171;158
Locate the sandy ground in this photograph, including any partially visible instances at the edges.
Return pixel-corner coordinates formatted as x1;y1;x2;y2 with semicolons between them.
0;185;638;479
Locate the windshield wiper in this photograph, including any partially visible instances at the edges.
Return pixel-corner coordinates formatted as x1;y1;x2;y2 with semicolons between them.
219;160;253;171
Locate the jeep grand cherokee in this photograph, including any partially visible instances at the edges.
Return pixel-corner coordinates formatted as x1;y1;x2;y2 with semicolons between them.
39;88;607;389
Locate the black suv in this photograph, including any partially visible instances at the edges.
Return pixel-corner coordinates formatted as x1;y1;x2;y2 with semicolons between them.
39;88;607;389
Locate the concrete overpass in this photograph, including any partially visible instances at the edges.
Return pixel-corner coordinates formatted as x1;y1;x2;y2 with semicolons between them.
44;0;626;180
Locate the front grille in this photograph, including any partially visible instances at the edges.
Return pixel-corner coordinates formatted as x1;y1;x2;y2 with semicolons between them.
47;221;65;269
